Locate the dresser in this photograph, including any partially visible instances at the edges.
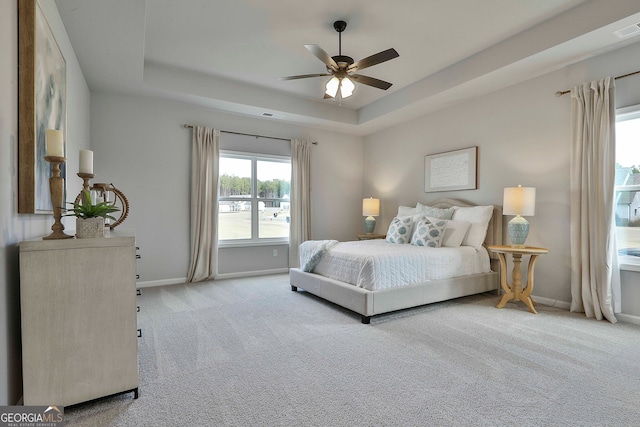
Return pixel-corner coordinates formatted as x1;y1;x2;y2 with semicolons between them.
19;232;139;406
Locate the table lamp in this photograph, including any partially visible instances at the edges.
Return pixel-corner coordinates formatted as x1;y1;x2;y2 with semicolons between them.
503;185;536;247
362;197;380;234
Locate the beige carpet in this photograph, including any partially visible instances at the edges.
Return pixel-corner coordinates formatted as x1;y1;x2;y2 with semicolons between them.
65;273;640;426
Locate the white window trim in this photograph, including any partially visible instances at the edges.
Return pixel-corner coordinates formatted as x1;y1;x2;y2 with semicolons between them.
218;150;291;247
617;105;640;122
619;257;640;272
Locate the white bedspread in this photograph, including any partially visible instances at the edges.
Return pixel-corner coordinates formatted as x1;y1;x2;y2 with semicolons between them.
311;240;491;291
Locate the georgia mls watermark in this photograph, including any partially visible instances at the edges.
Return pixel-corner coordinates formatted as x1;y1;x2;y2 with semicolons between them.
0;406;64;427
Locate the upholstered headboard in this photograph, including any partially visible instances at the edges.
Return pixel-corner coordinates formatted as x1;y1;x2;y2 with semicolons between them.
427;198;503;259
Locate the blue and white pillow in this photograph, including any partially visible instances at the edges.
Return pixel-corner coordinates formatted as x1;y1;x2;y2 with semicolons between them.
386;216;414;244
416;202;454;220
411;217;447;247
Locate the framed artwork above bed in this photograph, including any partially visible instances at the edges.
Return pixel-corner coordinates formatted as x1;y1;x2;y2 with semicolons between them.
424;146;477;193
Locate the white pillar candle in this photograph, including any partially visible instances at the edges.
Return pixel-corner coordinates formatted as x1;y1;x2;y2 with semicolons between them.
45;129;64;157
79;150;94;174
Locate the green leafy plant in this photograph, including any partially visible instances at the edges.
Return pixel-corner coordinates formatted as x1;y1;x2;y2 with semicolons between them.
64;190;120;220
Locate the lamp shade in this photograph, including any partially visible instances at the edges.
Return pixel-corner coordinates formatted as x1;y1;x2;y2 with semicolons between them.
340;77;355;98
325;77;340;98
503;186;536;216
362;198;380;217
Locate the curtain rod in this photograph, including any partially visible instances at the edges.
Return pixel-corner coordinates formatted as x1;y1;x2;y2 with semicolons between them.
555;69;640;97
183;124;318;145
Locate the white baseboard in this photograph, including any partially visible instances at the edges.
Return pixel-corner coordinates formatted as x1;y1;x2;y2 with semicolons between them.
137;277;187;288
531;295;571;310
216;268;289;280
136;269;289;288
616;313;640;326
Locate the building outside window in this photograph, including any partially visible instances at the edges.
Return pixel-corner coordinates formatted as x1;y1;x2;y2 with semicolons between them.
218;151;291;245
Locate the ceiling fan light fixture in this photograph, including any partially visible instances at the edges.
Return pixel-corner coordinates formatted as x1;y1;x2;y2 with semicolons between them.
283;20;398;99
325;76;340;98
340;77;355;98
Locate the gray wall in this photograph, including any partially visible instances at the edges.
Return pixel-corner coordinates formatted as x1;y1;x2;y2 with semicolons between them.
90;92;364;285
363;40;640;314
0;1;90;405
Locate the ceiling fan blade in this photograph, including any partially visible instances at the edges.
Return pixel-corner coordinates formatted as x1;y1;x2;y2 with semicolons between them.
348;48;399;73
305;44;339;71
350;74;393;90
280;73;332;81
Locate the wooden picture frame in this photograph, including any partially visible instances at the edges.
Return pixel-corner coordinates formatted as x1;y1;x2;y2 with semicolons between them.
425;146;477;193
18;0;67;214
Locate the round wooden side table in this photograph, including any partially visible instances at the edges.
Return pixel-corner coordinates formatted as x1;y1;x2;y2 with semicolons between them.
488;245;549;314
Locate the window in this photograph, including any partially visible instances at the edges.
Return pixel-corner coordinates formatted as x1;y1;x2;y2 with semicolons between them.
615;104;640;267
218;151;291;245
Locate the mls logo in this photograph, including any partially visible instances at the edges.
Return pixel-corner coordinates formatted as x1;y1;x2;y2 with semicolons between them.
0;405;64;426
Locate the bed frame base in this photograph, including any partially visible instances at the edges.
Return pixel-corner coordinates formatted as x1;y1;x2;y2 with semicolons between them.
290;268;498;323
292;284;370;323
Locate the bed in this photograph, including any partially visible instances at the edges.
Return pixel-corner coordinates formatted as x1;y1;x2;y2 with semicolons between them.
289;198;502;323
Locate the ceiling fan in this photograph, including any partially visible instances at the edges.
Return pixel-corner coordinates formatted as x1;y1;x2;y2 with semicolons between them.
281;20;399;100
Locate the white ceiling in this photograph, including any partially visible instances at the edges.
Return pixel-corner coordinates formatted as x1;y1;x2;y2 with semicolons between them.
54;0;640;135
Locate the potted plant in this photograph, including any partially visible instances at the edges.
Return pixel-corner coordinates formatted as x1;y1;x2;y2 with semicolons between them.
65;190;120;238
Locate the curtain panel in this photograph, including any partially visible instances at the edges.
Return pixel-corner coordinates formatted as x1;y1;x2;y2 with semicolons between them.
187;127;220;283
289;139;312;268
569;77;619;323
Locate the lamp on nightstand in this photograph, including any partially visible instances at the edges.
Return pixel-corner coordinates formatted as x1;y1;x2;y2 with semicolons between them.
503;185;536;247
362;197;380;234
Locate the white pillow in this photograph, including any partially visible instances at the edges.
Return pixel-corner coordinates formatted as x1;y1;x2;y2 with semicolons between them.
410;217;447;247
416;202;454;219
397;206;417;217
386;216;414;244
451;205;493;248
441;220;471;247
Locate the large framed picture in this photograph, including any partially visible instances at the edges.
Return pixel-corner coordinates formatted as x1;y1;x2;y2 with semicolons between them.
425;146;477;193
18;0;67;214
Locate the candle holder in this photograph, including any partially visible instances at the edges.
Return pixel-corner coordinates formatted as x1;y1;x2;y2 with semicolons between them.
77;172;94;192
43;156;74;240
77;172;95;203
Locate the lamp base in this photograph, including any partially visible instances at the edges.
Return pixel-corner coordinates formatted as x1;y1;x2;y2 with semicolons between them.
364;216;376;234
508;215;529;247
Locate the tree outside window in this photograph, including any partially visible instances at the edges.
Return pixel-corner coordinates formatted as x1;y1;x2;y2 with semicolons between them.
218;152;291;243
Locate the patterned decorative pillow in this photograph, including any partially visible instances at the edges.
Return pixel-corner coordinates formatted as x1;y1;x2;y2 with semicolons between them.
411;217;447;247
416;202;455;220
386;216;414;244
